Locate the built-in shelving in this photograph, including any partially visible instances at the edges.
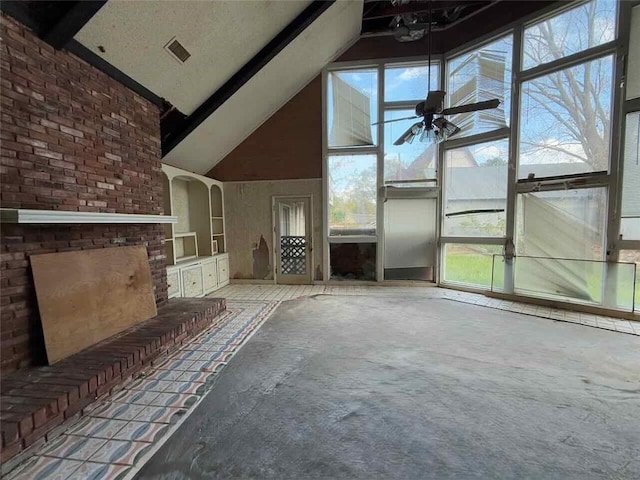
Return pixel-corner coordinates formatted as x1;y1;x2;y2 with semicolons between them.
161;164;226;266
175;254;198;264
175;231;197;238
210;184;224;254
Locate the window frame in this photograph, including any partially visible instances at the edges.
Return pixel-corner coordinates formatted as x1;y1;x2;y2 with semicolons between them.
322;0;634;296
323;57;444;281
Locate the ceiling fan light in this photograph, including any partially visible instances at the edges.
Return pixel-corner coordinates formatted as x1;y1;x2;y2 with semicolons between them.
445;123;461;137
433;117;461;141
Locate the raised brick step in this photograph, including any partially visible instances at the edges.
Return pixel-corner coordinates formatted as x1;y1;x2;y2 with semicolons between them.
0;297;226;463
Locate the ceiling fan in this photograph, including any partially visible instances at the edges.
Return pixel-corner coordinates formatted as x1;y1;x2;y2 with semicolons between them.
379;92;500;145
374;1;501;146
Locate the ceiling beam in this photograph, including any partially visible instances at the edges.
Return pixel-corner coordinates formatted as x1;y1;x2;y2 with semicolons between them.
162;0;336;157
42;1;107;49
363;1;487;21
65;40;165;108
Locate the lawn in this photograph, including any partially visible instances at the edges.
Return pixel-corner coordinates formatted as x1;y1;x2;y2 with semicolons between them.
445;252;639;312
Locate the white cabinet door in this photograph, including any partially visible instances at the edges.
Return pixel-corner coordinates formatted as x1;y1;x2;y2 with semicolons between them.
217;255;229;286
167;268;182;298
202;260;218;294
181;264;204;297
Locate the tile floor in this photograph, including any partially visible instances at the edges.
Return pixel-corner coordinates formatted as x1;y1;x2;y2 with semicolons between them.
5;285;638;480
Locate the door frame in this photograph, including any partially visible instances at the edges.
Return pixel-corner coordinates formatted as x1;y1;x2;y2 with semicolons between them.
272;195;313;284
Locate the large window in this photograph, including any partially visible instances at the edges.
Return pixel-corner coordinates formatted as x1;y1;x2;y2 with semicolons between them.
443;244;503;288
324;0;634;307
516;188;607;261
384;64;438;102
621;112;640;240
443;140;508;237
522;0;617;70
383;109;437;185
384;62;440;187
327;69;378;148
441;35;512;289
519;56;614;178
447;35;512;137
328;154;377;237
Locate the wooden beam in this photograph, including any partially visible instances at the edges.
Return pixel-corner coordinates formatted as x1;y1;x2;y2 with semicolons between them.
162;0;336;156
42;1;107;49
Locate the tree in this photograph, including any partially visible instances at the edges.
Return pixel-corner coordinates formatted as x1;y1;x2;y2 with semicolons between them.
519;0;615;172
328;158;377;233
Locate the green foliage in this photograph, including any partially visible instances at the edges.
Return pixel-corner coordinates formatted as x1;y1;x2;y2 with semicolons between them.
445;252;496;287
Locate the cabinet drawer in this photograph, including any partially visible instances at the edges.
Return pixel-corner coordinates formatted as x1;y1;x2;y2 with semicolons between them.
181;264;204;297
167;268;181;298
217;255;229;286
202;260;218;293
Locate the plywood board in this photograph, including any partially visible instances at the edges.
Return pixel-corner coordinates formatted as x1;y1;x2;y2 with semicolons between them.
30;246;157;364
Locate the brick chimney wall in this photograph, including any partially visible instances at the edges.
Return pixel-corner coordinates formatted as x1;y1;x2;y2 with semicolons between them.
0;14;168;374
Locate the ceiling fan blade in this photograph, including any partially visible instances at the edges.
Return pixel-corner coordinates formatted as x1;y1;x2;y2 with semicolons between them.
393;122;423;146
371;115;419;126
441;99;500;116
424;90;446;112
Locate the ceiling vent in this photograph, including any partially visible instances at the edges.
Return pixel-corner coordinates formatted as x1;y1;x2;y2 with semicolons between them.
164;37;191;63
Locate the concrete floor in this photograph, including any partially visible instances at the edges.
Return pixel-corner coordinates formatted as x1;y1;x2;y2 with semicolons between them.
136;295;640;479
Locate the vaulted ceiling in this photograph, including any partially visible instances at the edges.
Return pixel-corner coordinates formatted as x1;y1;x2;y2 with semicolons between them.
1;0;363;174
1;0;556;175
71;0;364;174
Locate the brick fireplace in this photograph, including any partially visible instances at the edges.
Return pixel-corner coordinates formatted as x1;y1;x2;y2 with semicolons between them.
0;14;168;374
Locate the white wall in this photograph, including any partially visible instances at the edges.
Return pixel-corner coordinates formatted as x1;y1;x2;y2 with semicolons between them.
224;179;322;280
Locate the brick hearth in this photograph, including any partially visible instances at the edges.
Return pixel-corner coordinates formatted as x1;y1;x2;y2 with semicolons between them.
0;297;226;463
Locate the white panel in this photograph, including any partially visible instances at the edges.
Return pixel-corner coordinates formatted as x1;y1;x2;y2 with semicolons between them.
172;179;190;233
181;264;204;297
75;1;312;114
164;0;362;174
628;5;640;100
217;255;230;285
202;260;218;293
167;268;181;298
384;198;436;269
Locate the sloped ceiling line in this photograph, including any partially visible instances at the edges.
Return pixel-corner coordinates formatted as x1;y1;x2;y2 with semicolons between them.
42;0;107;49
0;1;168;109
65;39;166;108
0;0;105;46
161;0;336;157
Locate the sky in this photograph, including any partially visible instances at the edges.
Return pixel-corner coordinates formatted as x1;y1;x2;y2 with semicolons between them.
327;0;620;189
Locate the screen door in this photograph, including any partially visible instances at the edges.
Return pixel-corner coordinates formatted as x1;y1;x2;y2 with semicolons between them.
274;197;312;284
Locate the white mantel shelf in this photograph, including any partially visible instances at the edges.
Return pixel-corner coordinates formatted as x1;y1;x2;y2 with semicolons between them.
0;208;178;224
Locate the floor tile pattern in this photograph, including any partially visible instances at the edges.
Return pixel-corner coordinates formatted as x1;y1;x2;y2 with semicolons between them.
6;284;637;479
5;301;276;480
442;289;639;335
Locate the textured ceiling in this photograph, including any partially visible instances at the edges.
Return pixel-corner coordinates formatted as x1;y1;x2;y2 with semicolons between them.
75;0;313;115
162;0;363;174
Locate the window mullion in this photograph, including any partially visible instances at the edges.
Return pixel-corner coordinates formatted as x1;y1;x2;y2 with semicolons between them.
519;41;617;83
504;25;524;295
